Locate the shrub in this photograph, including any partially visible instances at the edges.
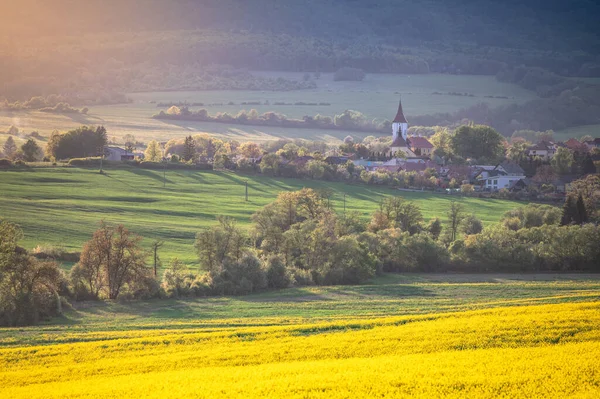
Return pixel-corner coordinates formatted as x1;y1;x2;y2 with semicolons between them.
265;256;292;289
0;158;12;167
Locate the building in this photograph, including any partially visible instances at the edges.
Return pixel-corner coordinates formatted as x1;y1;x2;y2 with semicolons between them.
564;138;589;153
105;146;135;161
389;100;416;158
526;141;557;159
477;161;526;191
584;138;600;150
407;136;434;156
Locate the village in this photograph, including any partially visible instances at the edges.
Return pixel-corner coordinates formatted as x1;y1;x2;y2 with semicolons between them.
97;100;600;201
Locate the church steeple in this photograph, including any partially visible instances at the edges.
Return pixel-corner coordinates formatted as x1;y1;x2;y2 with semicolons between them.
392;98;409;143
393;99;408;123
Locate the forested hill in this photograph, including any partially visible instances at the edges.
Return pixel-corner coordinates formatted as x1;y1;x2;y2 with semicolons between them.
4;0;600;53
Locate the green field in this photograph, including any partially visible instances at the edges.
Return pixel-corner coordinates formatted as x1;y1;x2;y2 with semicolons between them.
0;73;538;144
1;273;598;346
0;167;521;267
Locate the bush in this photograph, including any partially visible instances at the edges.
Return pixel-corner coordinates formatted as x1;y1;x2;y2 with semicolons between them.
31;245;80;262
68;157;103;167
265;256;292;289
0;158;12;168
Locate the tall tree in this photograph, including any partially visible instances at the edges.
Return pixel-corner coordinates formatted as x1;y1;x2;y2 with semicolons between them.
447;201;465;242
182;135;196;162
20;139;40;162
3;136;17;159
144;140;162;162
561;196;577;225
576;195;588;224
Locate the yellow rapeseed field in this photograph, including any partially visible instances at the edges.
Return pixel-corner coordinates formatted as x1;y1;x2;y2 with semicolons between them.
1;301;600;398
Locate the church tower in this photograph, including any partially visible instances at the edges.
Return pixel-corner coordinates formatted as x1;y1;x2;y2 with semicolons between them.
392;100;408;142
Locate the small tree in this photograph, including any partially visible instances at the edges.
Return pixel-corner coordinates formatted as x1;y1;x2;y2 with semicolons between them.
461;214;483;235
2;136;17;159
426;218;443;240
21;139;40;162
561;196;578;225
144;140;162;162
123;134;136;153
447;201;465;242
576;195;588;224
195;216;248;273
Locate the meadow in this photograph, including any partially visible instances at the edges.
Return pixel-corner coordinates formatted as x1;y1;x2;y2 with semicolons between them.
1;273;599;398
0;167;522;267
0;73;538;144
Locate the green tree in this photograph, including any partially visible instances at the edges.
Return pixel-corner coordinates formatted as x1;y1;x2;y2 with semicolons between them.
21;139;40;162
447;201;465;242
561;196;578;225
195;216;248;273
551;147;574;175
461;214;483;235
576;194;588;224
450;124;505;163
2;136;17;159
144;140;162;162
426;218;443;240
182;135;196;162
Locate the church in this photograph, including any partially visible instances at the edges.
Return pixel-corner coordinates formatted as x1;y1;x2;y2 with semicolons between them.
389;100;434;159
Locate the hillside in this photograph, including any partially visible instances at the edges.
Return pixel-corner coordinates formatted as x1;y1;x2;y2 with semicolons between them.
0;167;521;265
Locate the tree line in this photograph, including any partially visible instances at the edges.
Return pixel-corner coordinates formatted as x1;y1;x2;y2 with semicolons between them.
1;182;599;326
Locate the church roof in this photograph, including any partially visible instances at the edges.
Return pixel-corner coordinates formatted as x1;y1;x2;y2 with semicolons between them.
408;136;433;148
391;135;409;148
393;100;408;123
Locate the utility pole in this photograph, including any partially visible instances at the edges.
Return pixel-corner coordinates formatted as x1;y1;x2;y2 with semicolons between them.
245;180;248;201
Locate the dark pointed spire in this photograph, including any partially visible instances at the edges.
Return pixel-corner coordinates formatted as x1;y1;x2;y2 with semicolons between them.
393;99;408;124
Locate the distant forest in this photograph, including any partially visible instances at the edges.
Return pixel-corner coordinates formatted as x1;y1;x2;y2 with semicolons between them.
2;1;600;135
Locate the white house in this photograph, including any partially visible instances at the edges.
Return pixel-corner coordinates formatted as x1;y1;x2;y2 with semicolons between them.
478;161;526;191
526;141;557;159
105;146;135;161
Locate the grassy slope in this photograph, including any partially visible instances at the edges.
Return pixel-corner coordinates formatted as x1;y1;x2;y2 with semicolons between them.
0;73;537;144
0;167;521;266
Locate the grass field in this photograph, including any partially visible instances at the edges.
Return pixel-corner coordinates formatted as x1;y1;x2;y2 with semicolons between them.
0;73;538;144
0;167;522;267
1;274;599;398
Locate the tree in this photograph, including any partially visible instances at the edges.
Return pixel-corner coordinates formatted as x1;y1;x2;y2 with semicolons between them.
1;220;63;326
447;201;465;242
379;197;423;235
44;126;107;160
450;125;505;163
561;196;578;225
195;216;248;273
532;165;556;185
239;142;262;159
144;140;162;162
95;126;107;157
551;147;574;175
182;135;196;162
123;134;136;153
426;218;443;240
2;136;17;159
568;175;600;219
506;141;530;165
151;240;163;277
461;214;483;235
576;195;588;224
71;222;149;300
21;139;40;162
161;258;190;297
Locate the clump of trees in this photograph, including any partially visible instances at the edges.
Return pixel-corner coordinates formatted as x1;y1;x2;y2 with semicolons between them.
0;220;66;326
46;126;107;160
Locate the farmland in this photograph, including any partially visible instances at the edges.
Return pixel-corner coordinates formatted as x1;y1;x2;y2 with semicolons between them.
0;167;522;266
0;73;538;144
1;274;599;398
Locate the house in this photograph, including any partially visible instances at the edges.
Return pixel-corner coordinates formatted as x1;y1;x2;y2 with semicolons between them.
407;136;434;156
564;138;589;153
526;141;557;159
389;100;416;158
105;146;135;161
477;160;526;191
509;179;529;192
